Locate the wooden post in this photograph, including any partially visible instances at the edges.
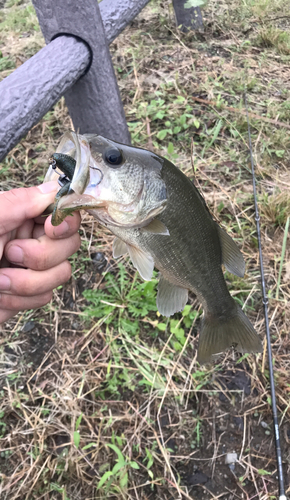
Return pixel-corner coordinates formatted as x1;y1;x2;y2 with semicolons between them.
100;0;150;44
0;37;90;163
172;0;203;32
32;0;131;144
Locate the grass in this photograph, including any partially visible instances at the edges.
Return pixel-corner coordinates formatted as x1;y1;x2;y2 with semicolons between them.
0;0;290;498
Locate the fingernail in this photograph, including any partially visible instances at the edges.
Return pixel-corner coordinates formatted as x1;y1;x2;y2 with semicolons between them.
0;275;11;291
7;245;24;264
53;220;69;237
38;181;58;194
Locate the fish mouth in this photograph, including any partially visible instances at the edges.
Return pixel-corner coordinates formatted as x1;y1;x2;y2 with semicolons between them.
45;132;95;225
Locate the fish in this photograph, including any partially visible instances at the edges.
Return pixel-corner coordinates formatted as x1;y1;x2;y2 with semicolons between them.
45;131;262;363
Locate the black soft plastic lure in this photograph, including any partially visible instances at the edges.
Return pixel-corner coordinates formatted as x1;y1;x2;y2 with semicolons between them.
49;153;76;219
50;153;76;181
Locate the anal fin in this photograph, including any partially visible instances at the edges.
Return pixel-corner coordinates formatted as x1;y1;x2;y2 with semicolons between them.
157;275;188;317
217;225;245;278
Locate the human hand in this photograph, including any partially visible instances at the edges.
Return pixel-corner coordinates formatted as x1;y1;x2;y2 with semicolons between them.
0;181;81;324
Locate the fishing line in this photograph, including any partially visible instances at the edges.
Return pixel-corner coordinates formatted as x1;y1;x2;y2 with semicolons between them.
244;93;286;500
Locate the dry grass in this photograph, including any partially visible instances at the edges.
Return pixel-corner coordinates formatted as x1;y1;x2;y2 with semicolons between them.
0;0;290;498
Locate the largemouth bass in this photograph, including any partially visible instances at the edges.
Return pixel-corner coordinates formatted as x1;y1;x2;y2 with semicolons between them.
45;132;262;363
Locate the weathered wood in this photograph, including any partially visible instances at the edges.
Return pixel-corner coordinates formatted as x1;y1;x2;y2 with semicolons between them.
0;36;90;163
32;0;131;145
100;0;150;44
172;0;203;31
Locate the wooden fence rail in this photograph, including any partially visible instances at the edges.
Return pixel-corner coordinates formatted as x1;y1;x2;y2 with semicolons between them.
0;0;202;163
0;0;151;162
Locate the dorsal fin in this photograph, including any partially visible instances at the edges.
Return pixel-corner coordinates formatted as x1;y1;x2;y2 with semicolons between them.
217;225;245;278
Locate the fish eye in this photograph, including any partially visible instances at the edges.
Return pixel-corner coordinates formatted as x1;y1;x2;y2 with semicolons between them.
104;148;123;167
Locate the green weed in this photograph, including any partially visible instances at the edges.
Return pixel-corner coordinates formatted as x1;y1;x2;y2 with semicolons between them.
97;440;139;493
128;93;200;147
260;190;290;226
0;4;39;33
83;262;158;335
0;53;15;71
256;27;290;55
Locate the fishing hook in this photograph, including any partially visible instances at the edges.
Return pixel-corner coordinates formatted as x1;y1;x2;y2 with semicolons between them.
244;93;286;500
89;165;103;186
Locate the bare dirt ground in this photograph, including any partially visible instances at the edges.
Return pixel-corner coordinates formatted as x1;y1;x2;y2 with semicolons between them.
0;0;290;499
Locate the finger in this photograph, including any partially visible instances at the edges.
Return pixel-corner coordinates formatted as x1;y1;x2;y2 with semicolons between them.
15;219;35;240
0;261;72;296
0;232;11;262
0;309;20;324
0;290;52;311
32;224;45;239
5;233;80;270
0;182;59;236
45;212;81;239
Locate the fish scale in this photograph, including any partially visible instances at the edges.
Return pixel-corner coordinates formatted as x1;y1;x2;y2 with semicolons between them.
107;157;234;317
46;132;262;363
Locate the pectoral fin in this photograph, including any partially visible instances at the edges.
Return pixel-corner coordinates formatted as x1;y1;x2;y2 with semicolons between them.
217;225;245;278
127;245;154;281
141;219;170;235
113;237;128;258
157;276;188;317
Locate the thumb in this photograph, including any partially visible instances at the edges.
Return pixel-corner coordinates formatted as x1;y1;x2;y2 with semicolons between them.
0;181;59;236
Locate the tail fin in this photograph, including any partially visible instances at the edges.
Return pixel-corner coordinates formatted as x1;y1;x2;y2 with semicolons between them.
197;305;262;364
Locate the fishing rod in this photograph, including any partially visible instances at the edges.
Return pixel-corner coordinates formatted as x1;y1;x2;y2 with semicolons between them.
244;93;286;500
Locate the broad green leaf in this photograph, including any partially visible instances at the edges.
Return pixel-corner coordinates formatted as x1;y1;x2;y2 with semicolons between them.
154;111;165;120
129;461;140;469
112;461;125;475
107;444;125;464
157;322;167;331
157;130;168;140
97;471;113;489
182;305;192;316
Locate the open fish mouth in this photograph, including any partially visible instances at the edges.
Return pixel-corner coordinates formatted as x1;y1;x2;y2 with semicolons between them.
45;130;93;195
44;131;102;225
